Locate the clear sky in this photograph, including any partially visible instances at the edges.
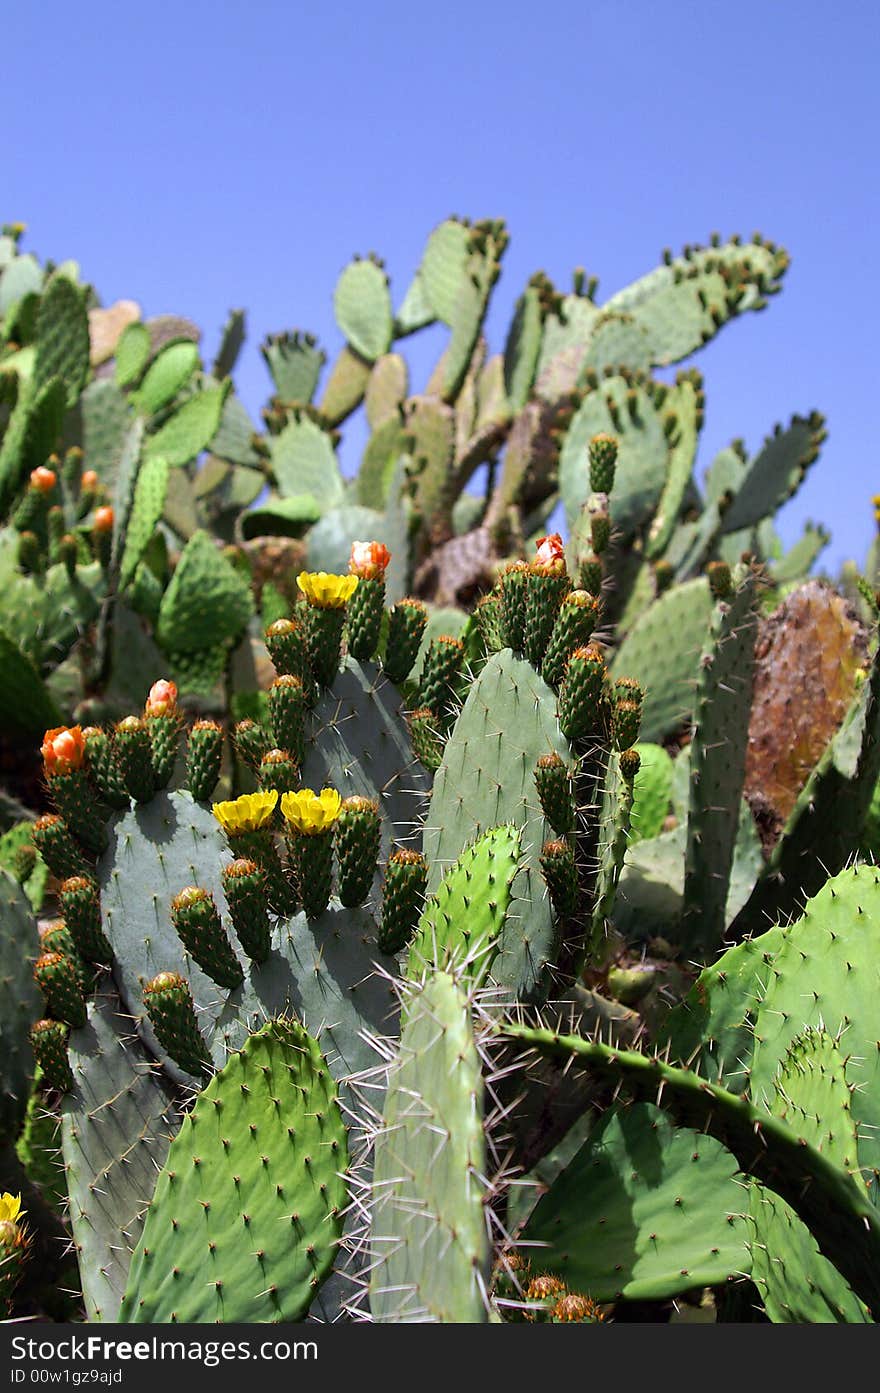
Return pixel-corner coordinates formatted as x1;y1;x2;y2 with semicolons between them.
6;0;877;572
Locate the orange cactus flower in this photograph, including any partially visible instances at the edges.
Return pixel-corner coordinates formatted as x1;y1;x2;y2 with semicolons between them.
41;726;86;776
29;466;57;494
534;533;565;567
349;540;391;579
81;469;99;491
145;679;178;718
93;506;114;533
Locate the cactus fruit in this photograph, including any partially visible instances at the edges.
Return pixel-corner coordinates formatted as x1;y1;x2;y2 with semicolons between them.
170;887;244;990
533;753;576;836
558;644;607;743
113;717;155;804
185;720;224;802
383;598;428;684
29;1019;73;1093
33;951;86;1027
335;797;381;907
141;972;211;1079
589;433;618;493
221;859;271;964
59;875;111;962
539;838;579;919
541;590;600;687
267;675;306;764
280;788;341;920
379;849;428;954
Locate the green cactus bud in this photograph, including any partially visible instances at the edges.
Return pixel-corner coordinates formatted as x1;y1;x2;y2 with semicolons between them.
221;859;271;963
232;718;269;770
265;617;311;691
612;699;641;751
30;1019;73;1093
170;886;243;990
46;769;108;855
590;510;611;555
258;747;299;799
707;560;733;599
346;575;385;662
409;707;445;772
82;726;130;809
588;433;618;493
539;839;579;919
525;567;572;671
498;562;530;655
57;533;78;578
384;598;428;684
10;842;36;886
38;920;88;993
268;675;306;765
618;746;641;782
558;643;607;744
111;716;155;804
142;971;212;1078
534;753;576;836
379;848;428;954
418;635;465;722
16;530;42;574
542;590;601;688
578;553;603;597
475;592;503;653
32;814;89;880
59;875;112;963
47;505;65;563
653;559;674;595
335;796;381;908
33;951;87;1027
185;719;224;802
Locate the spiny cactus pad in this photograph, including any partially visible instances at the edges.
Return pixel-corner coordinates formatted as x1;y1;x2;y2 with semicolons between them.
369;972;489;1322
120;1019;348;1323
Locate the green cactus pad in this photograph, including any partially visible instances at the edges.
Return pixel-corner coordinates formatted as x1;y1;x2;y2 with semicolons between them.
424;650;573;1000
630;742;674;843
261;330;325;403
365;353;408;430
418;219;472;326
133;340;200;416
749;1029;869;1323
681;571;759;953
156;529;253;653
33;274;90;408
522;1102;750;1303
115;322;151;388
559;374;670;539
62;989;178;1321
407;824;522;985
119;454;169;588
370;972;489;1322
318;344;371;427
501;1022;880;1317
269;411;344;506
0;870;42;1135
143;383;228;467
302;658;430;893
334;257;393;363
603;236;789;365
120;1019;348;1323
611;578;714;742
719;413;825;536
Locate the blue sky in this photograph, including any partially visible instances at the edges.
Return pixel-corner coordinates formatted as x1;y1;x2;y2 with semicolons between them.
6;0;877;571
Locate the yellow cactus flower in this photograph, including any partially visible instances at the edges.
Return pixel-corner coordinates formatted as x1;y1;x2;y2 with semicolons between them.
296;571;359;609
212;790;278;834
280;787;342;835
0;1193;23;1225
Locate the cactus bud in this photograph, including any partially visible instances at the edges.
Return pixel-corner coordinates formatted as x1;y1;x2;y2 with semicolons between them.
142;972;211;1078
30;1019;73;1093
335;797;381;908
379;849;428;954
113;716;155;804
539;839;579;919
588;434;618;493
707;560;733;599
417;635;465;722
59;875;111;963
221;859;271;964
534;753;576;836
82;726;130;809
170;887;243;990
619;747;641;782
408;707;445;772
232;718;269;770
10;842;36;886
185;719;224;802
558;644;607;743
267;675;306;765
384;597;428;684
498;562;530;655
542;590;600;688
32;814;89;881
33;951;87;1027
